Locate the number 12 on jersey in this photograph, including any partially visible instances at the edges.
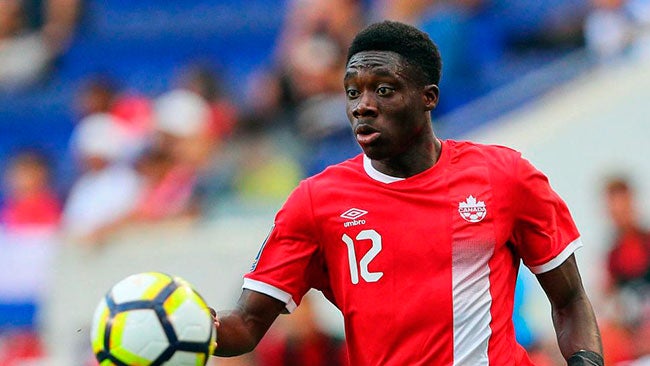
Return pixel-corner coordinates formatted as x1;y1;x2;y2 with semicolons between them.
342;229;384;284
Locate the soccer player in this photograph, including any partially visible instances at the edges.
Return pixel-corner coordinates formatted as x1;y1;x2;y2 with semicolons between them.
212;21;603;365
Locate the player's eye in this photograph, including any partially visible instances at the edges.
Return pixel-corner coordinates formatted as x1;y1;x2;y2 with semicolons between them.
346;89;360;99
377;86;394;96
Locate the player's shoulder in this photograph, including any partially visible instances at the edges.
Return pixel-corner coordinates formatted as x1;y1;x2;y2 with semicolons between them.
446;139;523;167
303;154;365;186
284;154;364;209
447;139;522;156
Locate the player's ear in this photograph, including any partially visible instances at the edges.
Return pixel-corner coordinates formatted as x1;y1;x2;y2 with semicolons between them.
423;84;439;111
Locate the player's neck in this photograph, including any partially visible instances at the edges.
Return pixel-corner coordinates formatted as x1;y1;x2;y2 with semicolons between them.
371;138;442;178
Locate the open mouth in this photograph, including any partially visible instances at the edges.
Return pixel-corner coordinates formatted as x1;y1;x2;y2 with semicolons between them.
355;124;381;145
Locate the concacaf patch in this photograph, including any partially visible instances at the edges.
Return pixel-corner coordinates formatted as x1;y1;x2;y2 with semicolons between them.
250;224;275;272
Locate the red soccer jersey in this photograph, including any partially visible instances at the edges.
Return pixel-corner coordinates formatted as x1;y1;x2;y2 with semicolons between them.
244;139;582;365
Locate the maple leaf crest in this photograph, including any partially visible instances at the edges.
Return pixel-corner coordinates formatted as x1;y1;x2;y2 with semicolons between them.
459;195;485;208
458;195;487;223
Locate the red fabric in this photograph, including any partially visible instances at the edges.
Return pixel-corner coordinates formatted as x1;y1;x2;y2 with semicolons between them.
206;101;237;140
255;331;347;366
599;320;636;365
1;190;61;228
245;140;579;365
608;230;650;282
110;94;153;137
0;331;45;365
134;166;196;220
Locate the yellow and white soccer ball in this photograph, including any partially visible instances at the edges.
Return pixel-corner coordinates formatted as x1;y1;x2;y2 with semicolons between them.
90;272;216;366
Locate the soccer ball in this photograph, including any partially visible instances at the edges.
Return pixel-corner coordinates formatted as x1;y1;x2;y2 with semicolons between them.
90;272;216;366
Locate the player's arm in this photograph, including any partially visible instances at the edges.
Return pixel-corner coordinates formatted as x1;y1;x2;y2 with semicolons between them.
213;289;286;357
536;254;603;365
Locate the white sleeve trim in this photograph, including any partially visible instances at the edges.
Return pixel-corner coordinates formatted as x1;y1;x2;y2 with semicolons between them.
528;238;583;274
242;278;298;313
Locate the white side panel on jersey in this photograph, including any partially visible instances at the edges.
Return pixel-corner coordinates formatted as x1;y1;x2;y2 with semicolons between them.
452;241;493;366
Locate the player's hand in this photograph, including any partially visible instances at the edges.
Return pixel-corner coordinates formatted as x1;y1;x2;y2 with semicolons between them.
209;307;219;351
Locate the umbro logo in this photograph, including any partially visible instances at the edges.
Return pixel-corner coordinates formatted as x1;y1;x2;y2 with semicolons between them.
341;208;367;227
458;195;487;223
340;208;368;220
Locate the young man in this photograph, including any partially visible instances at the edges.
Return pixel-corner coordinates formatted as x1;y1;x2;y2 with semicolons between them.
213;21;603;365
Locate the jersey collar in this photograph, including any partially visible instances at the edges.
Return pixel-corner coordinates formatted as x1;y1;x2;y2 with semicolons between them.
362;140;446;184
363;155;406;184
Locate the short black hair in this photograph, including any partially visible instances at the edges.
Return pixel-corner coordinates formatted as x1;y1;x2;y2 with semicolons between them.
346;20;442;86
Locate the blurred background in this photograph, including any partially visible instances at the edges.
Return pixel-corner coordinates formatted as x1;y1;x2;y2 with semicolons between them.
1;0;649;365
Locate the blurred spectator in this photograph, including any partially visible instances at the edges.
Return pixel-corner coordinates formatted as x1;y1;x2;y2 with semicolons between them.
174;64;244;211
177;63;239;143
111;93;154;146
245;0;362;120
130;147;201;222
254;294;347;366
600;176;650;363
1;150;61;232
278;0;359;102
626;0;650;58
0;0;79;90
153;89;212;163
150;89;210;199
0;152;60;366
0;151;61;330
126;89;213;221
584;0;634;61
37;0;81;57
243;0;362;176
74;75;119;118
62;113;142;244
65;89;220;243
0;0;50;89
584;0;650;61
604;176;650;290
74;75;154;161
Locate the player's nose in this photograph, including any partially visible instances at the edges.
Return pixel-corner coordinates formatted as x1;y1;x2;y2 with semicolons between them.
352;93;378;119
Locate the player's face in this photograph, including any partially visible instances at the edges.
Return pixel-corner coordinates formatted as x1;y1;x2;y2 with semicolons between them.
344;51;438;161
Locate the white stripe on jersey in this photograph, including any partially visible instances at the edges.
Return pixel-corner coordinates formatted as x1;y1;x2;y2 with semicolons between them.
452;240;493;366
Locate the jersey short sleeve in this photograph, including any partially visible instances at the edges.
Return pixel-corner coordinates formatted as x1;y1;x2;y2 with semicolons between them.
511;155;582;274
243;180;325;312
